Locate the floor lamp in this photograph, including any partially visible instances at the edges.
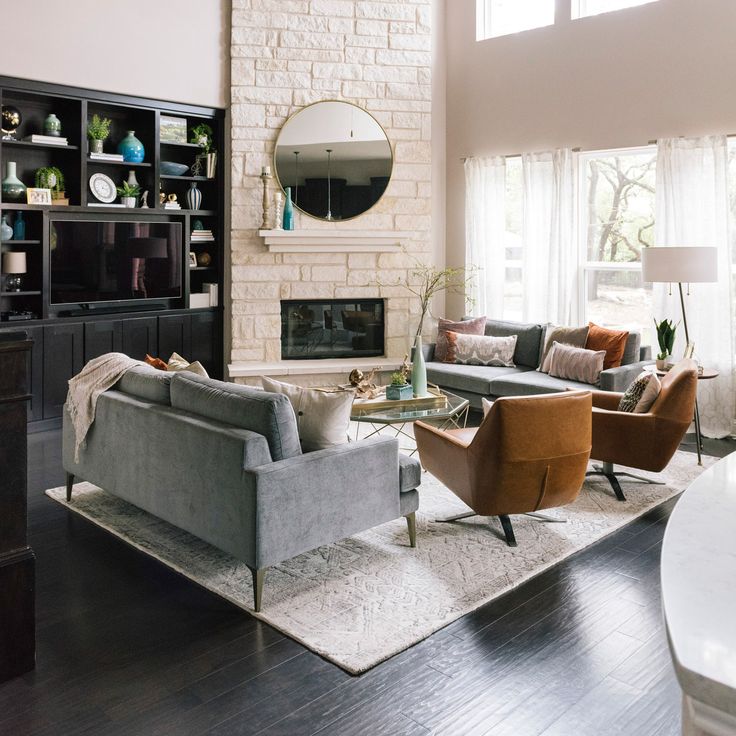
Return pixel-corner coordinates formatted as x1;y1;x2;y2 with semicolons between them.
642;245;718;464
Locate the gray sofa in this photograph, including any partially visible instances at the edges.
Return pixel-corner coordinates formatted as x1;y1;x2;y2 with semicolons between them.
62;367;421;611
427;318;652;410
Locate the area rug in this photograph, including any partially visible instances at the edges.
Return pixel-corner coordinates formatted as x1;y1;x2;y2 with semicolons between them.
45;451;711;674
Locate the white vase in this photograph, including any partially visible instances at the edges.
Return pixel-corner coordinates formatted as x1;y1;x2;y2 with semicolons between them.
412;335;428;397
121;196;136;208
126;170;139;188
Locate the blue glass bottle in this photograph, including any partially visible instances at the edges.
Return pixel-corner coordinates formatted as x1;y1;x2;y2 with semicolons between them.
283;186;294;230
13;211;25;240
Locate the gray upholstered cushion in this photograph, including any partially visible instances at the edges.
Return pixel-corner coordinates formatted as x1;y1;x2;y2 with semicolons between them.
489;370;596;397
427;362;530;395
477;318;545;368
170;373;302;461
399;453;421;492
115;364;173;405
621;332;641;366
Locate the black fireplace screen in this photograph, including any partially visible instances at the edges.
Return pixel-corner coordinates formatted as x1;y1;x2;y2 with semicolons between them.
281;299;385;359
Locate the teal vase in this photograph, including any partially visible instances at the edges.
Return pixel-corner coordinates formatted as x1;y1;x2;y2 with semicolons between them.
44;112;62;137
12;211;25;240
283;186;294;230
2;161;26;202
1;215;13;241
118;130;145;163
411;335;428;398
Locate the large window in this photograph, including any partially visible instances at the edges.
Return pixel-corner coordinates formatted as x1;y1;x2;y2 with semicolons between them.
574;0;659;19
477;0;555;40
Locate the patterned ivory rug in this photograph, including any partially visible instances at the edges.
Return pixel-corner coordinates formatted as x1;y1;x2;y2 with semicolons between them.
45;450;711;674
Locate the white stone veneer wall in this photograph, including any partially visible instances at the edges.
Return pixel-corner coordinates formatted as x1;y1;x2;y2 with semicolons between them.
229;0;433;369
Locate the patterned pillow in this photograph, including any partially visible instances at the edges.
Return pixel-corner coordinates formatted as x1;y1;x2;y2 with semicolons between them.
547;342;606;385
618;371;662;413
434;316;486;362
445;332;517;367
539;325;589;372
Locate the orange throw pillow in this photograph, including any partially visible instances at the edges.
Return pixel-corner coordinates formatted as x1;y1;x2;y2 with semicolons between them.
145;354;168;371
585;323;629;370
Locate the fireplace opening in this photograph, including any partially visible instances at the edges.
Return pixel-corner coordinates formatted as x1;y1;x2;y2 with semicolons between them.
281;298;385;360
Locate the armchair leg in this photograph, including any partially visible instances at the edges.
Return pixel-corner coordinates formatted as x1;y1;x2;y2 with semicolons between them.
248;567;265;612
405;512;417;548
435;511;476;523
587;462;665;503
66;472;75;502
498;515;517;547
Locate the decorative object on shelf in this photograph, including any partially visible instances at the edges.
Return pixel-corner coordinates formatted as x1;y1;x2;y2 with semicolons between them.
260;166;272;229
12;212;25;240
190;122;216;179
273;191;283;231
1;105;21;140
192;218;204;230
23;133;68;146
283;186;294;230
34;166;66;203
117;130;145;163
126;170;139;188
654;317;677;370
197;251;211;267
160;161;189;176
116;181;140;208
160;115;187;144
206;152;217;179
43;112;61;137
2;251;26;291
188;252;198;267
1;215;13;241
411;335;428;398
89;172;116;203
140;189;149;208
186;182;202;210
164;193;180;210
386;372;413;401
26;188;52;205
87;113;111;154
2;161;27;201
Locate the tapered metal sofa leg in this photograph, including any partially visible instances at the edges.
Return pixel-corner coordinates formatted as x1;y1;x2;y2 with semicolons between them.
249;567;265;612
405;511;417;548
66;473;75;502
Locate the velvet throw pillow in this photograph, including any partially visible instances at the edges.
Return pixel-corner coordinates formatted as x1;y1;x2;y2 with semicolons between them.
539;325;589;373
435;316;486;362
618;371;662;413
546;342;606;385
585;323;629;370
442;332;517;367
261;376;354;452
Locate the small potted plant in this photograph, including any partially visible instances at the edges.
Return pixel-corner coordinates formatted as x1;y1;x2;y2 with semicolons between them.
87;114;112;154
386;371;413;401
117;181;140;208
654;318;677;370
35;166;67;204
190;122;216;178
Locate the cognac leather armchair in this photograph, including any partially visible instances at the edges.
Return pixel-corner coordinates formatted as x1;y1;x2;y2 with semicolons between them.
587;359;698;500
414;390;592;546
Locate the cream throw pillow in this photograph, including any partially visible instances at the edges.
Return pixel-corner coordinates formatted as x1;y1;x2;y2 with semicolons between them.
166;352;208;377
546;342;605;385
452;333;517;367
618;371;662;413
261;376;354;452
539;325;590;372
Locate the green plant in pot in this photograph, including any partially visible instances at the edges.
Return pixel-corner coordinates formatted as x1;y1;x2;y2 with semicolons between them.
386;371;413;401
117;181;140;208
87;114;112;154
190;122;217;178
35;166;66;201
654;318;677;370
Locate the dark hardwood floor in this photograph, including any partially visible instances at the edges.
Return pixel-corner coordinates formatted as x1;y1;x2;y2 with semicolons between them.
1;428;733;736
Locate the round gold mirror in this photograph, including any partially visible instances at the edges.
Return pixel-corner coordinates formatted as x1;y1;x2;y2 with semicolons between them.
274;101;392;222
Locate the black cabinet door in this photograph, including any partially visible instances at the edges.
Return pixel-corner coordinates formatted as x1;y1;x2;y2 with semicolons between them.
158;314;191;362
0;326;43;422
84;320;123;362
190;312;219;377
42;323;84;419
121;317;158;361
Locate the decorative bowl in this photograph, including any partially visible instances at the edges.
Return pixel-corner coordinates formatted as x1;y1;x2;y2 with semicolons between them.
160;161;189;176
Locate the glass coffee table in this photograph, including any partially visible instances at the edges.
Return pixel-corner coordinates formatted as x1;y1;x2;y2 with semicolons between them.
350;389;470;454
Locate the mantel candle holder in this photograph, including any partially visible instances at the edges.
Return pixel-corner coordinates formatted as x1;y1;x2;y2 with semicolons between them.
260;166;272;229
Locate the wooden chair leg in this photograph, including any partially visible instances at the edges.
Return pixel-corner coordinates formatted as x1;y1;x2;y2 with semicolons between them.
248;567;265;612
405;511;417;548
498;515;517;547
66;473;75;502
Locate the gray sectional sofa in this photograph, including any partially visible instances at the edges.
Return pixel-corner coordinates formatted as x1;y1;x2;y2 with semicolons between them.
426;318;652;410
62;367;421;611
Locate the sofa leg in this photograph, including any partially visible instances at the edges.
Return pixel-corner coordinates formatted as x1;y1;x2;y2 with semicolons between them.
498;515;517;547
248;567;265;612
405;511;417;548
66;472;75;502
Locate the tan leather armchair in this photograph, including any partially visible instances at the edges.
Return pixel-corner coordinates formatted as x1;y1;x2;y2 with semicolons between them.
414;391;592;546
587;358;698;500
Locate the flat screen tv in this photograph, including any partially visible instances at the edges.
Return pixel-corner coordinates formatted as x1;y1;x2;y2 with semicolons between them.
50;220;183;306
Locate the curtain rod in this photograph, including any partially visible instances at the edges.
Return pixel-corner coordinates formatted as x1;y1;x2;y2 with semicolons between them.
460;147;581;161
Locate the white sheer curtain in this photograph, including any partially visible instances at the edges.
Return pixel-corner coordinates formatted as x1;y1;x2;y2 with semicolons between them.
521;149;577;325
655;136;736;438
464;157;506;318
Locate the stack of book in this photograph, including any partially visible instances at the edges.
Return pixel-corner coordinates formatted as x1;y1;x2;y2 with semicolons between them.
23;134;69;146
89;152;124;162
190;228;214;242
164;201;181;210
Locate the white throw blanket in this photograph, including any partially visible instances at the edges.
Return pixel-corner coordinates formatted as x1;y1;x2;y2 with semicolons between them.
65;353;142;461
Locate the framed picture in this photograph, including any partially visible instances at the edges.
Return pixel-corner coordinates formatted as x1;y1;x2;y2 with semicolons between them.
26;187;52;205
160;115;187;144
188;252;198;268
684;342;695;359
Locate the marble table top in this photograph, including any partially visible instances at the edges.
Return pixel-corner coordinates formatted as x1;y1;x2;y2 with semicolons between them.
662;451;736;715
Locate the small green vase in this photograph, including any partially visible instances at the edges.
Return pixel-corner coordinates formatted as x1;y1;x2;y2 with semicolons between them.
2;161;26;202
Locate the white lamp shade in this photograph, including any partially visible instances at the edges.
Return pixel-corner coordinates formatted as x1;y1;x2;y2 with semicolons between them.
641;246;718;284
2;251;26;274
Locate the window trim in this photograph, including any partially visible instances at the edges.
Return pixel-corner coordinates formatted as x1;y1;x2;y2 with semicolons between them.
572;0;660;20
477;0;556;41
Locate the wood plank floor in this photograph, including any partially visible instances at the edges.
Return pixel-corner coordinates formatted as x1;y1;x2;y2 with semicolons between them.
1;428;732;736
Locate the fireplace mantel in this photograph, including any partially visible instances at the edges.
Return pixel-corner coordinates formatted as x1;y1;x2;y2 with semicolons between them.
258;229;411;253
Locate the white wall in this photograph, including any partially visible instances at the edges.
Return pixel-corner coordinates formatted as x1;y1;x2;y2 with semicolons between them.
2;0;230;108
445;0;736;317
